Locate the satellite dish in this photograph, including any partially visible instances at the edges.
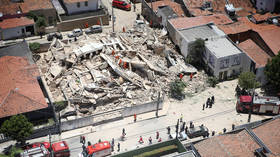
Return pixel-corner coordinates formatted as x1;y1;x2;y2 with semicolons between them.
0;12;3;18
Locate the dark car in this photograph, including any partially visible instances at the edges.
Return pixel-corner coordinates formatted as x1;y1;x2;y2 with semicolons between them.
85;25;102;34
47;32;63;41
187;125;209;139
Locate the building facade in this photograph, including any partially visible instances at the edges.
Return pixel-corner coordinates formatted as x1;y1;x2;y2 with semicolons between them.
62;0;99;15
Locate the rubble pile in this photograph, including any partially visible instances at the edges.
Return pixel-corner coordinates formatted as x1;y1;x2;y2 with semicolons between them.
36;26;200;117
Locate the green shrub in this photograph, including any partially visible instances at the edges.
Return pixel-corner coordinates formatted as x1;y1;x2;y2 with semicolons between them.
55;101;67;112
207;77;219;87
134;145;177;157
170;79;187;100
29;42;40;52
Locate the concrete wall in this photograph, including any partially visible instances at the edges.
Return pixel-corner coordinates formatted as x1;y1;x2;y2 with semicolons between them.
166;20;177;44
141;0;162;27
121;98;164;117
256;0;275;12
0;25;34;40
32;8;57;26
64;0;98;15
60;116;93;131
57;14;109;31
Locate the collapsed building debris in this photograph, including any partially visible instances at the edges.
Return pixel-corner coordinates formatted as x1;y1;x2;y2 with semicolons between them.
36;25;205;119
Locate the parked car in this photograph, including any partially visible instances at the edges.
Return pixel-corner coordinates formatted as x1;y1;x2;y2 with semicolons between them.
133;20;145;28
47;32;63;41
67;28;83;38
85;25;102;34
187;125;209;139
112;0;131;11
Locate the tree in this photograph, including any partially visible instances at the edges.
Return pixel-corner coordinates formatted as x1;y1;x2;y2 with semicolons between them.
238;72;260;89
0;115;33;145
29;42;40;52
170;79;187;100
186;38;205;67
265;52;280;90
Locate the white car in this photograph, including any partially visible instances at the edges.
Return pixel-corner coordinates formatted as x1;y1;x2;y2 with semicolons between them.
133;20;145;28
67;28;83;38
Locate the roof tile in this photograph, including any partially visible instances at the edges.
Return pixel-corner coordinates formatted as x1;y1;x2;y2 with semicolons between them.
148;0;185;17
0;17;34;29
0;56;48;118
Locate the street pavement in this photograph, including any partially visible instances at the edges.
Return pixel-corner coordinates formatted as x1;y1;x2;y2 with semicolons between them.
0;80;271;156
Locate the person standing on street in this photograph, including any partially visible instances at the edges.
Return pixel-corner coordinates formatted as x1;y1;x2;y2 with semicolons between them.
156;131;159;139
149;136;152;144
203;103;205;110
167;126;171;134
133;3;136;12
180;114;183;122
134;114;137;122
139;136;144;144
117;142;120;152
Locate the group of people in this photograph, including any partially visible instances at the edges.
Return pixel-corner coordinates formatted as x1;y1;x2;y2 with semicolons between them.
138;131;162;144
203;96;215;110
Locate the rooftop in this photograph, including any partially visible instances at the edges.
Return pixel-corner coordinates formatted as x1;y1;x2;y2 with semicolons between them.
195;130;261;157
206;37;242;58
178;24;225;42
0;56;48;118
148;0;185;17
63;0;88;3
184;0;256;17
253;118;280;155
157;5;178;19
0;17;34;29
238;39;271;68
169;14;233;29
0;0;54;16
258;28;280;55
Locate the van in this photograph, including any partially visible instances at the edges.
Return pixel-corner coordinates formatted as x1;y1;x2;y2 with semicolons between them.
112;0;131;11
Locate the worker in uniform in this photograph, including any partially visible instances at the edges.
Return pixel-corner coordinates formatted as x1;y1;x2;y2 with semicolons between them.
223;128;227;133
232;124;235;130
111;138;115;151
185;126;188;134
133;3;136;12
82;136;85;144
212;131;215;136
211;96;215;104
134;114;137;122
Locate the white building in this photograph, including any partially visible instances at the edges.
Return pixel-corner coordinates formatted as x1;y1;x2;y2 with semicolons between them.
0;17;35;40
166;23;251;80
62;0;99;15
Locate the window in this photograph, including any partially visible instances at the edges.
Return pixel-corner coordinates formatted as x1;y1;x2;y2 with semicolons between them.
220;58;229;69
85;1;88;6
232;55;240;66
77;2;80;7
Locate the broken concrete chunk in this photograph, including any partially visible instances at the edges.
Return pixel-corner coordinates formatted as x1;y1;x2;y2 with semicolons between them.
49;63;63;78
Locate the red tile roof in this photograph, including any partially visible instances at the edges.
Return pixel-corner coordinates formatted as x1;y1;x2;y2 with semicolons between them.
148;0;185;17
0;0;53;16
253;118;280;155
252;13;275;22
169;14;232;29
257;28;280;55
195;130;261;157
20;0;54;13
238;39;271;68
0;56;48;118
0;17;34;29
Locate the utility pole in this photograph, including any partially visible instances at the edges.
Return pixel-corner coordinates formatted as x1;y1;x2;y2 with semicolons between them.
112;2;115;34
49;130;53;157
248;81;255;123
155;92;160;118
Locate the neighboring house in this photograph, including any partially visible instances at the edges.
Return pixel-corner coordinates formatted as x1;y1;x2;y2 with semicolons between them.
141;0;185;27
0;17;35;40
238;39;271;84
256;0;280;12
60;0;99;15
166;22;250;80
0;0;57;26
156;5;178;27
194;116;280;157
0;42;52;123
0;56;51;123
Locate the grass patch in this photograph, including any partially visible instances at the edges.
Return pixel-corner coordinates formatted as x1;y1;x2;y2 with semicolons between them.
134;145;177;157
